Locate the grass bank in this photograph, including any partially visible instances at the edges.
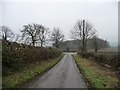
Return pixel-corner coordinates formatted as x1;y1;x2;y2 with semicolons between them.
3;54;64;88
73;54;118;89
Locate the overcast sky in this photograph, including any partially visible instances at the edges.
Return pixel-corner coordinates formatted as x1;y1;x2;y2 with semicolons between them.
0;0;119;46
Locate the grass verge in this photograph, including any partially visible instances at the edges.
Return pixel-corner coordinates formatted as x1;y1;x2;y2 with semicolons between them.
73;54;118;89
2;54;64;88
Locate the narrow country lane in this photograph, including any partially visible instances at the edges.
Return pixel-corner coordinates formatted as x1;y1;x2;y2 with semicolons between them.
25;53;88;88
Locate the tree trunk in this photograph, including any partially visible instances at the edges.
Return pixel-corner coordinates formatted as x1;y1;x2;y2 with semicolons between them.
82;20;85;58
95;48;98;52
32;41;35;46
41;41;43;47
32;36;35;46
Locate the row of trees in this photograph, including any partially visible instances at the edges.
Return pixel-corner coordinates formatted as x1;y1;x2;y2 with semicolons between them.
1;24;64;48
60;38;109;52
1;19;109;58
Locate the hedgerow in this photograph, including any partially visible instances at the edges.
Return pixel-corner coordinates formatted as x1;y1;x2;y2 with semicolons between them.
2;40;62;76
84;52;119;70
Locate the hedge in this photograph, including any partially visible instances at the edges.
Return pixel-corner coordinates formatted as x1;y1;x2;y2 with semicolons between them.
2;41;62;76
83;52;119;70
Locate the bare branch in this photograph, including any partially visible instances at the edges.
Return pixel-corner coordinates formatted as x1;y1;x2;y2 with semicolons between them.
70;19;97;57
1;26;14;41
51;27;64;48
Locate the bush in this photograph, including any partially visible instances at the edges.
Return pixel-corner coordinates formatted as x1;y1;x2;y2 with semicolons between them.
2;42;24;76
84;52;119;70
2;41;62;76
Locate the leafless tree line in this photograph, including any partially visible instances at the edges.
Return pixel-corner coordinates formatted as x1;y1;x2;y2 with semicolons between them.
0;24;64;48
1;19;101;54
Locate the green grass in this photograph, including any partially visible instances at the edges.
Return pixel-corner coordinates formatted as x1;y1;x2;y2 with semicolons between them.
73;54;118;89
2;54;64;88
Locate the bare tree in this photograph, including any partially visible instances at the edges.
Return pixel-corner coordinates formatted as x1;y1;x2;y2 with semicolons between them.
1;26;14;41
37;26;49;47
71;20;96;57
92;36;99;52
13;34;22;42
21;23;47;46
92;36;109;52
51;27;64;48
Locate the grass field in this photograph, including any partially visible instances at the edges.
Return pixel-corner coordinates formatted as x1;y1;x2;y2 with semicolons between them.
73;54;118;89
2;54;64;88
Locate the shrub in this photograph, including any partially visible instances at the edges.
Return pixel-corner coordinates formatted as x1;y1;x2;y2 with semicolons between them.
84;52;119;70
2;42;24;76
2;41;62;76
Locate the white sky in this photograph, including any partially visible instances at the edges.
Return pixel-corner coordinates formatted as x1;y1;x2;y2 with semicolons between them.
0;0;119;46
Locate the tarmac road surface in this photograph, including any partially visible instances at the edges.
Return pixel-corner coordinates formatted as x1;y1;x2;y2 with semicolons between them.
25;53;88;88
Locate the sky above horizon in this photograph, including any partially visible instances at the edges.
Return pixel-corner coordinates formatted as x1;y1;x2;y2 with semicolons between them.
0;0;119;46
